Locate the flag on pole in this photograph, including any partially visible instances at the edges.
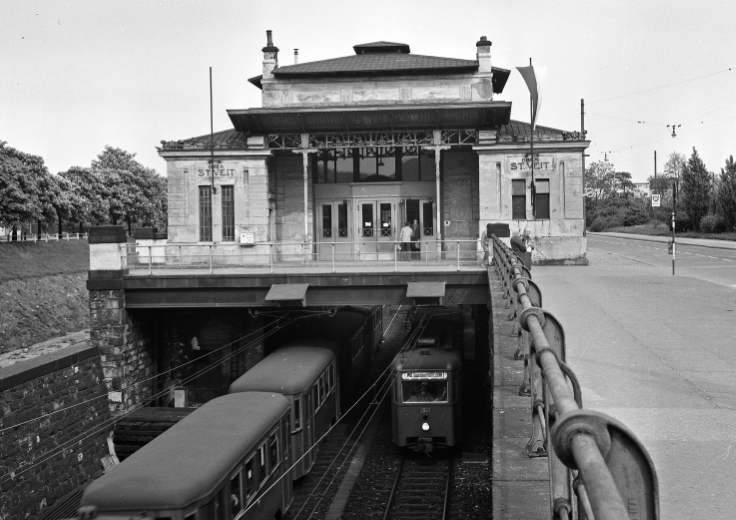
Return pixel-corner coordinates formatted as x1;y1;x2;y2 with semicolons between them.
516;66;547;129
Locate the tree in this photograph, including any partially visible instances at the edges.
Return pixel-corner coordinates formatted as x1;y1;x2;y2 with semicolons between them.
92;146;167;231
680;147;712;230
716;155;736;231
0;141;44;235
584;160;617;207
59;166;110;226
613;171;635;198
664;151;686;179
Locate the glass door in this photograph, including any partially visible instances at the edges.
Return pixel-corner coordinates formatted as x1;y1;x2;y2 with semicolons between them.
357;200;396;260
317;201;351;261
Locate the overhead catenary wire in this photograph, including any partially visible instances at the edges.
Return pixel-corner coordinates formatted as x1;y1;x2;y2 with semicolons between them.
0;312;332;483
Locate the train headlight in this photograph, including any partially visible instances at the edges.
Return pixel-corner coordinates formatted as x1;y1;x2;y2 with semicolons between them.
421;422;430;431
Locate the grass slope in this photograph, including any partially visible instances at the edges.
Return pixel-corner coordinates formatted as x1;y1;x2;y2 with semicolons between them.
0;240;90;283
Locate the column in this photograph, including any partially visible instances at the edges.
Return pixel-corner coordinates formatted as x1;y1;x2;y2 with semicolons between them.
292;133;318;250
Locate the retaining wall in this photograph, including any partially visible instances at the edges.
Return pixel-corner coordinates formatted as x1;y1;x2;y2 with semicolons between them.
0;342;111;520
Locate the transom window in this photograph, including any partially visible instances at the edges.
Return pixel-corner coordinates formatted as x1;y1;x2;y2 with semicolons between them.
313;147;436;183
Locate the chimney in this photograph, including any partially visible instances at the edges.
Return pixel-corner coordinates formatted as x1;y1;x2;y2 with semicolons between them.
476;36;492;73
262;30;279;80
294;48;299;65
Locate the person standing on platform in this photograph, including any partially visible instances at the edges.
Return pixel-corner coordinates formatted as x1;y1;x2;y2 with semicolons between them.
510;230;526;257
411;219;420;260
400;222;413;261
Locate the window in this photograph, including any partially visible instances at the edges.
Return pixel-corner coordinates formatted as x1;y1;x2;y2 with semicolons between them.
245;458;255;500
199;186;212;241
337;203;348;237
259;445;267;479
512;180;526;220
269;432;278;470
422;202;434;236
322;204;332;238
311;147;436;183
221;185;234;241
534;179;550;219
230;473;242;518
401;379;449;403
327;363;333;391
293;397;301;431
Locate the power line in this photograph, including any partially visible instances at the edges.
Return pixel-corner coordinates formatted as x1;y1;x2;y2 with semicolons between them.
589;67;734;104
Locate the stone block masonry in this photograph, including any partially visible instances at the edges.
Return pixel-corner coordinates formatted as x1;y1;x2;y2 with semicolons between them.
88;290;153;414
0;342;112;520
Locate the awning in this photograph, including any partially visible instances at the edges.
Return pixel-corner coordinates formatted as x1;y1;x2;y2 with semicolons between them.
265;283;309;307
227;102;511;135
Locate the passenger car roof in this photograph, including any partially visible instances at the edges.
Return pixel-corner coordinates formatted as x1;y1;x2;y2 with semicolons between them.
80;393;289;512
394;348;462;371
229;345;335;395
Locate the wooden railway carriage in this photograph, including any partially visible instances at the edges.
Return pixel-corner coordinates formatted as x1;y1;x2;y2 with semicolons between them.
229;346;338;480
80;393;292;520
391;348;462;452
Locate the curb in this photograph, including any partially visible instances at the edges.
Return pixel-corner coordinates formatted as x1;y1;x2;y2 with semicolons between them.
589;232;736;251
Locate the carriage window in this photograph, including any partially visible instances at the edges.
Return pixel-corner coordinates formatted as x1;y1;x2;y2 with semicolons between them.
327;365;333;391
319;375;325;402
401;379;449;403
270;432;278;470
184;511;197;520
230;473;242;518
293;397;302;431
214;491;223;519
313;385;319;409
259;445;267;477
245;458;255;500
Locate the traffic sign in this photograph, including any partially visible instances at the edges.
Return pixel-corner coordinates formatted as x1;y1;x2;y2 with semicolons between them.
651;194;661;207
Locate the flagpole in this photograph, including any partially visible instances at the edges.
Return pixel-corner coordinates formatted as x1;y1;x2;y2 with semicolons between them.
529;58;535;219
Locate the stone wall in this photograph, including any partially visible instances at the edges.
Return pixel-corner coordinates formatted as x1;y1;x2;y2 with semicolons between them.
89;290;153;413
0;343;111;520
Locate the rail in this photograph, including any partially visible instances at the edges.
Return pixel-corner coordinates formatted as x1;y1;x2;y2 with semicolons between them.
1;232;88;243
490;235;659;520
121;239;485;274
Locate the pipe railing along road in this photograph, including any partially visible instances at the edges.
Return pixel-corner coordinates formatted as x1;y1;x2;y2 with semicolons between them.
490;235;659;520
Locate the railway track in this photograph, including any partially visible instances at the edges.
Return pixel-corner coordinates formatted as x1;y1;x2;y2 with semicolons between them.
383;452;452;520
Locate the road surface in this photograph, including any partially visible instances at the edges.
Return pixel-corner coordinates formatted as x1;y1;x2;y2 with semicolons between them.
533;234;736;519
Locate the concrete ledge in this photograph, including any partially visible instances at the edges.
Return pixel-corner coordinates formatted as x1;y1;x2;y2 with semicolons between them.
489;268;550;518
0;341;98;391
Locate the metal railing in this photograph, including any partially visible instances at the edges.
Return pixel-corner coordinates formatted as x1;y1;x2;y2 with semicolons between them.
122;239;486;275
0;232;88;243
490;235;659;520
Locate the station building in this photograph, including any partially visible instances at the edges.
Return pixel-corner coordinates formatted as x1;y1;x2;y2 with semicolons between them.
158;31;589;264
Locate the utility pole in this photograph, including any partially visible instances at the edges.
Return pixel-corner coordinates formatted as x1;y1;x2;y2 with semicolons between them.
581;99;586;237
671;181;677;275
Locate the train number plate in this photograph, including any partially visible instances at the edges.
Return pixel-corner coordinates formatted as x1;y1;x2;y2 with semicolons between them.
419;408;431;413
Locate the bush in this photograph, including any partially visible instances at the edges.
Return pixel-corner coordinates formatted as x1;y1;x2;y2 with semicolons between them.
668;213;692;232
590;217;607;232
699;214;727;233
622;204;650;226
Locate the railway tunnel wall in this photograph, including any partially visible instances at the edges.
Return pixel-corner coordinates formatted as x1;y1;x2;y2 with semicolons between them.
0;342;111;520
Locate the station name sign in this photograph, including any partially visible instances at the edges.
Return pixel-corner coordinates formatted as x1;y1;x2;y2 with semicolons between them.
198;167;236;177
510;159;554;171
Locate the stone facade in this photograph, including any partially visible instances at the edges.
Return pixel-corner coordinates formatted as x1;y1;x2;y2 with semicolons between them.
0;343;111;520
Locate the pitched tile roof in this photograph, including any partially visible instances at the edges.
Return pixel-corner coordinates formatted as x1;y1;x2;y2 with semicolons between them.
273;53;478;76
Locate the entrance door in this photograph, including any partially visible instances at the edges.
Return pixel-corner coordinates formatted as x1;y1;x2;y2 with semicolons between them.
357;200;396;260
317;201;351;261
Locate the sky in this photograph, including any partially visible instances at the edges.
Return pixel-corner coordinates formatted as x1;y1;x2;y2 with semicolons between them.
2;0;736;183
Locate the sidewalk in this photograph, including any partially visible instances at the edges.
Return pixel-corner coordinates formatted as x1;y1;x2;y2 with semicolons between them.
591;231;736;250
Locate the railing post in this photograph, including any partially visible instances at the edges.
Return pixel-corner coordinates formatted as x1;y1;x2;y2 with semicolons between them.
457;240;460;271
331;242;335;273
269;243;274;273
208;245;213;274
148;246;153;275
394;241;397;272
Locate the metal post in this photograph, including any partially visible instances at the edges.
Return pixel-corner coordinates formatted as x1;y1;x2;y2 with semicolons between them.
581;99;586;237
209;245;213;274
148;246;153;275
457;240;460;271
394;241;398;272
331;242;335;273
270;243;274;273
672;182;677;275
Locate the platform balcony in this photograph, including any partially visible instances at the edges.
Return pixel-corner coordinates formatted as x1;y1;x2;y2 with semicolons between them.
121;239;487;275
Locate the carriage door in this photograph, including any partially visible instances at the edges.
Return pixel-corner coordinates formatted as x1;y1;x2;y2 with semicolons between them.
318;201;350;261
358;200;395;260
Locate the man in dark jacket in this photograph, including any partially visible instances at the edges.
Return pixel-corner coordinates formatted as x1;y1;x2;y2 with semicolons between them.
510;230;526;257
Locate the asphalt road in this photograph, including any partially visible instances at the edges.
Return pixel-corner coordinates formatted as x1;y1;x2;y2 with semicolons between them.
588;233;736;289
532;235;736;519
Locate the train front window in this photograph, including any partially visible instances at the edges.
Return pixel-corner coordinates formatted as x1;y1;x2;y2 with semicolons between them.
293;397;301;431
401;373;448;402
